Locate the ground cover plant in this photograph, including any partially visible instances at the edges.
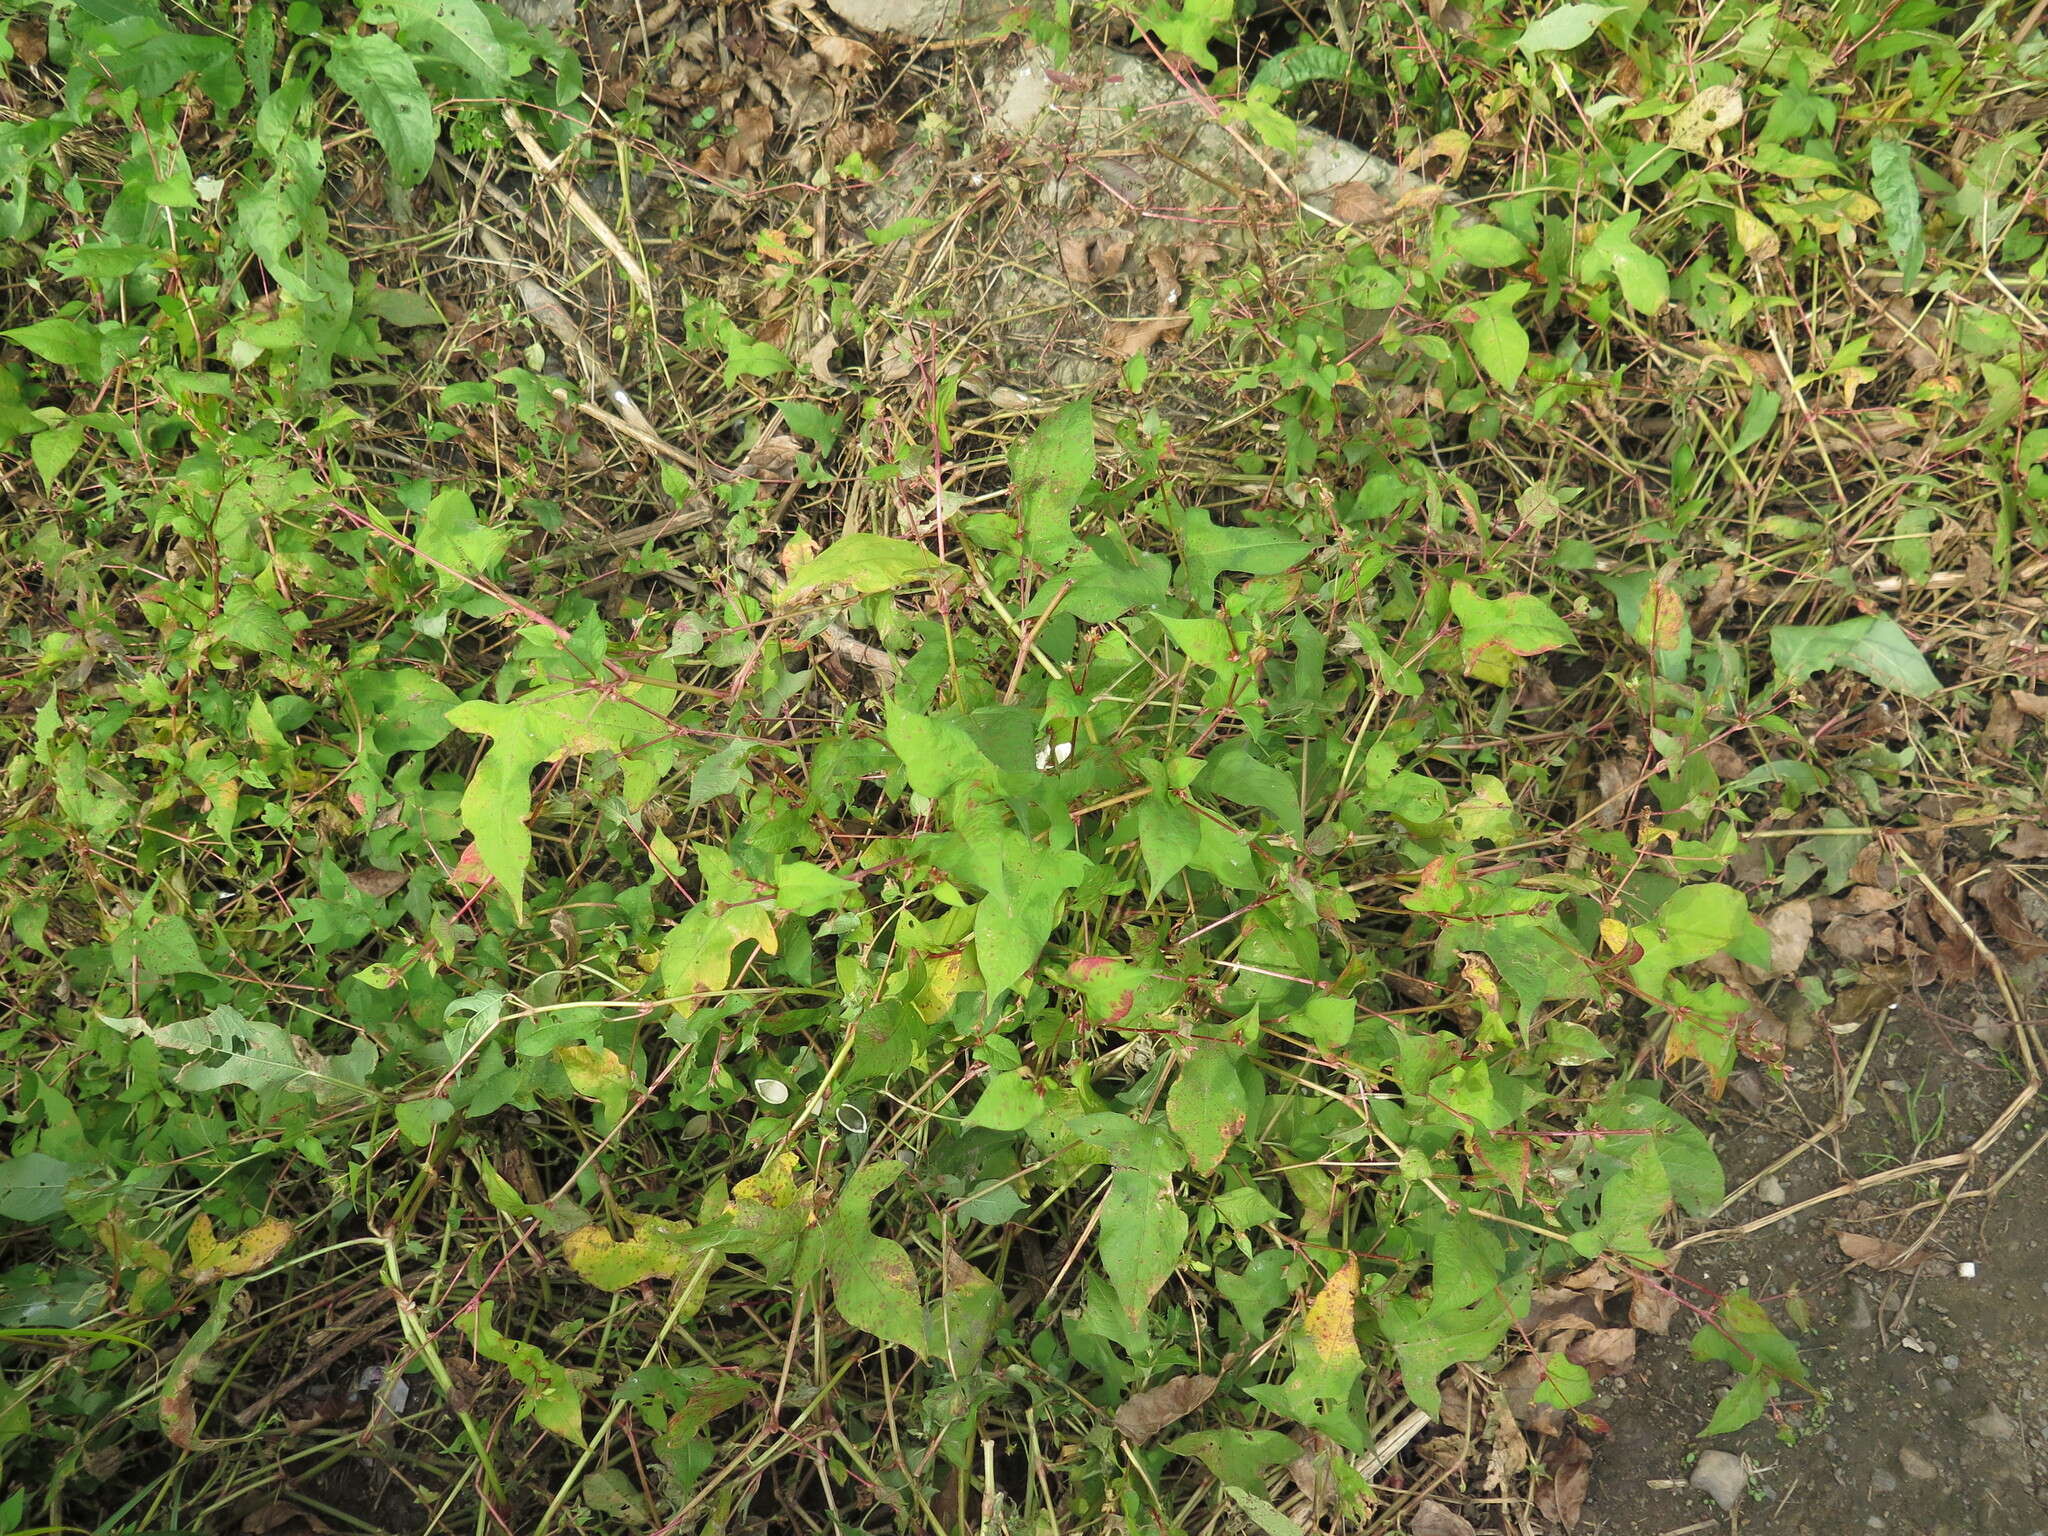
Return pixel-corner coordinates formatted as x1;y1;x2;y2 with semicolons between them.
1;0;2044;1531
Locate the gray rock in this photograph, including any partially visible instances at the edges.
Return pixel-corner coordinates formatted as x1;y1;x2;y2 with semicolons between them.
1870;1470;1898;1494
826;0;1011;37
1691;1450;1748;1512
1970;1407;2021;1442
1899;1446;1940;1481
1847;1288;1876;1330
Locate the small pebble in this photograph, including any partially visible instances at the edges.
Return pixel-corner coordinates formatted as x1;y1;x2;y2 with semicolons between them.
1690;1449;1748;1512
1870;1469;1898;1494
1899;1446;1939;1481
1758;1174;1788;1205
1941;1354;1961;1370
1970;1407;2020;1443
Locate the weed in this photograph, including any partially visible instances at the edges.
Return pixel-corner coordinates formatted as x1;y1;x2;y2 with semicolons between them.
1;0;2042;1530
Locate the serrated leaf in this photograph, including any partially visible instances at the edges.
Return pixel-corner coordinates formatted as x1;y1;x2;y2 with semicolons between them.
103;1007;378;1105
1870;138;1924;290
416;485;513;586
323;33;436;188
781;532;951;598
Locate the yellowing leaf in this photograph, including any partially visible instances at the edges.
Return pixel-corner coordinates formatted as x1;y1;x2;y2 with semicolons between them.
563;1218;707;1304
1667;85;1743;152
182;1215;293;1282
555;1045;632;1126
1303;1256;1361;1363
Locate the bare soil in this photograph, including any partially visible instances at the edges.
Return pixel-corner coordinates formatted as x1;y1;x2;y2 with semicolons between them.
1585;984;2048;1536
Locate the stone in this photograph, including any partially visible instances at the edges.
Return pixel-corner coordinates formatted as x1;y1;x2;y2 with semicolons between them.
825;0;1012;37
1970;1407;2021;1442
1691;1450;1748;1512
1898;1446;1940;1481
1870;1470;1898;1494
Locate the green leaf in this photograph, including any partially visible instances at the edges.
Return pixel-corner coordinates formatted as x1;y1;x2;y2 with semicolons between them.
1629;882;1756;995
1163;1429;1304;1491
1100;1168;1186;1328
1136;795;1201;897
1167;1045;1248;1176
1464;297;1530;389
103;1007;378;1105
1516;2;1620;56
1011;397;1094;564
1770;615;1940;698
416;485;513;587
1195;740;1303;840
1252;42;1359;93
0;1152;79;1223
323;32;436;188
1221;1490;1310;1536
456;1300;585;1444
773;860;858;916
30;417;86;489
826;1162;927;1356
1870;137;1925;290
885;703;997;799
361;0;511;88
1175;507;1315;605
1699;1369;1769;1436
446;680;678;918
1589;216;1668;313
781;532;952;599
964;1069;1045;1132
1251;1256;1367;1448
1449;224;1529;268
1137;0;1234;67
965;833;1094;998
1449;581;1573;685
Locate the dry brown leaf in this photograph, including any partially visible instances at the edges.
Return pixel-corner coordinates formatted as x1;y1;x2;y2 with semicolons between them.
1327;180;1395;223
1704;741;1748;780
811;33;875;71
1761;899;1813;977
1820;912;1907;963
1992;695;2032;751
1285;1428;1341;1512
726;105;775;174
1972;867;2047;955
1058;230;1130;287
1497;1352;1572;1434
1484;1386;1532;1492
1145;247;1181;307
1594;759;1634;827
1410;1497;1477;1536
1629;1278;1681;1336
348;866;408;900
1838;1232;1950;1275
2012;692;2048;720
2005;821;2048;859
1102;315;1186;359
1533;1434;1593;1529
1403;129;1472;179
1113;1373;1216;1443
1565;1326;1636;1374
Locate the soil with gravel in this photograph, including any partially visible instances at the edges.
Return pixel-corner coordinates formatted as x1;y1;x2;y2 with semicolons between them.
1584;986;2048;1536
